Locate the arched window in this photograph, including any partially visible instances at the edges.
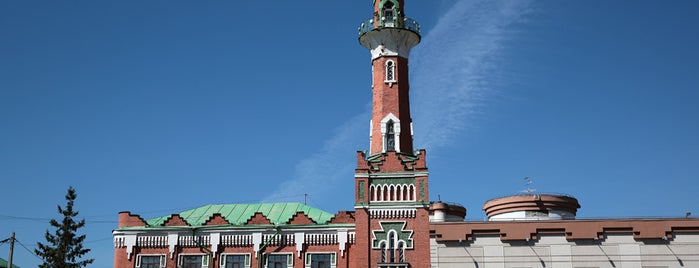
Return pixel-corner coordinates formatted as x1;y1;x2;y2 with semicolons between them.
388;232;396;263
382;185;388;201
385;60;395;82
381;1;395;20
385;120;395;151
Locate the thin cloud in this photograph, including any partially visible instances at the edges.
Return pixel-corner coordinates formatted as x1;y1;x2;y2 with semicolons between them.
261;112;367;208
412;0;532;149
263;0;532;209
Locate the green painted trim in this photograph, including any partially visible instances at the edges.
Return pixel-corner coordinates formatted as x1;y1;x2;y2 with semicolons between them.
371;221;413;249
378;0;400;12
359;181;366;200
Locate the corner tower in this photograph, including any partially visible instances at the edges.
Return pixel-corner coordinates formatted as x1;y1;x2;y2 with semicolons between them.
354;1;429;268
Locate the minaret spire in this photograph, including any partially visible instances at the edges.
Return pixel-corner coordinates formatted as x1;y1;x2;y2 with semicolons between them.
359;0;420;155
355;2;431;268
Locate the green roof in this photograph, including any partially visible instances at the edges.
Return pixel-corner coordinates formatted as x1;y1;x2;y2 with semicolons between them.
146;202;335;227
0;258;20;268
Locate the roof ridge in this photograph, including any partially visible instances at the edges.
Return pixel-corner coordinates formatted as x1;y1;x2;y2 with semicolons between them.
145;202;336;227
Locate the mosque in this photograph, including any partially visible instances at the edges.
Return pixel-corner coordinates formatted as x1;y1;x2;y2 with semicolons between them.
113;1;699;267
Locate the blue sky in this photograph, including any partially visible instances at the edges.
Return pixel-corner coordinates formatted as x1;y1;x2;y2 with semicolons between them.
1;0;698;267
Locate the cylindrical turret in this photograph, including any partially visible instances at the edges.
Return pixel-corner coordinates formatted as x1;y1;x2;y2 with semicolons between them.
430;202;467;222
482;194;581;221
358;0;421;155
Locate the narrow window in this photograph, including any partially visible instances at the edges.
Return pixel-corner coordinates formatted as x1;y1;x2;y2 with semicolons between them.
388;232;396;263
385;60;395;82
386;120;395;151
382;185;388;201
382;2;395;19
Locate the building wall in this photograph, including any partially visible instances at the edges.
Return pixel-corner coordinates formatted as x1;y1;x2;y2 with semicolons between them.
114;229;356;268
430;232;699;268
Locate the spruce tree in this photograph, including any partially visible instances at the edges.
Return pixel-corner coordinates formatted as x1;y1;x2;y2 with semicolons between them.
35;186;94;268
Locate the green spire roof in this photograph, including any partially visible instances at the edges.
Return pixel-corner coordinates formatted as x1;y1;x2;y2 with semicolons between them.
146;202;335;227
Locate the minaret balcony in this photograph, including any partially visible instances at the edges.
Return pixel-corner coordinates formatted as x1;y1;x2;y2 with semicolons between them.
358;16;421;37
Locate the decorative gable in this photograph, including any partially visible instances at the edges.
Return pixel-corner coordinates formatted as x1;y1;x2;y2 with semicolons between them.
118;211;147;228
204;213;230;226
287;212;316;225
329;211;356;224
163;214;190;226
246;212;272;225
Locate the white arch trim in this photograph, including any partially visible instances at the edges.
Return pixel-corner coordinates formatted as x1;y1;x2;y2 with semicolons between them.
380;113;401;153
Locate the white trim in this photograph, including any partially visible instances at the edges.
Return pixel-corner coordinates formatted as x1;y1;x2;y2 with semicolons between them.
337;229;348;257
380;114;401;153
354;172;429;178
125;234;137;259
369;119;373;154
177;253;209;268
210;232;220;254
304;252;337;268
369;183;416;202
264;252;293;268
295;232;305;257
371;221;414;250
369;208;417;219
384;60;397;86
362;29;420;60
252;232;262;256
136;254;166;268
219;253;251;268
168;233;178;259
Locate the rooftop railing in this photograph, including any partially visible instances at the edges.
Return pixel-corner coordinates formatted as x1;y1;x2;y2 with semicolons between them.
358;16;420;36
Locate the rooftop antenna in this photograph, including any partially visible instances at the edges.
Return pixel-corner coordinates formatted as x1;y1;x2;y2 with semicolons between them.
304;193;308;205
686;211;692;218
522;177;536;194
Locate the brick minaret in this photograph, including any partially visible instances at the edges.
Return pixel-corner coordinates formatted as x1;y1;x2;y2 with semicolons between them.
354;1;430;268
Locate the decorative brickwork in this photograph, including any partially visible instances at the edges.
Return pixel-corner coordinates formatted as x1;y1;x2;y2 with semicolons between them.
246;212;272;225
330;211;356;224
204;213;230;226
288;212;315;225
118;211;147;228
163;214;189;226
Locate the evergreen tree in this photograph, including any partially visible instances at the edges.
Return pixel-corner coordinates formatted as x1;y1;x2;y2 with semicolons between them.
35;186;94;268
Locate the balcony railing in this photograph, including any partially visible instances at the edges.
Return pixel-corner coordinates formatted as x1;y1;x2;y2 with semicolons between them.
358;16;420;36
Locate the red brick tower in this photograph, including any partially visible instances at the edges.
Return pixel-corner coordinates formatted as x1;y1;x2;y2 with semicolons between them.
354;1;429;268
